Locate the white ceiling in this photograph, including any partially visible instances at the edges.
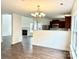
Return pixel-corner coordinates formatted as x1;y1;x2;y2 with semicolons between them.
1;0;75;18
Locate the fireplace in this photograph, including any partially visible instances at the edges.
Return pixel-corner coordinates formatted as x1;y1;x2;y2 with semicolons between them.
22;30;27;35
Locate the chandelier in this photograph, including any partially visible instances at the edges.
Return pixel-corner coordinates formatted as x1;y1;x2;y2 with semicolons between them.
31;5;46;18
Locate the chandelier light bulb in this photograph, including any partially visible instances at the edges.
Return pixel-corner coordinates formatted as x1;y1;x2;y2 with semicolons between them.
31;5;46;17
31;13;36;17
40;13;46;17
39;14;42;17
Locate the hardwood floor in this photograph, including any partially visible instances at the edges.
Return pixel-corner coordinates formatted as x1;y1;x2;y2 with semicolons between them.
2;36;12;49
1;42;71;59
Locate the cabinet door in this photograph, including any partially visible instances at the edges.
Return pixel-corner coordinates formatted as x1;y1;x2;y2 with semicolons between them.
65;16;71;28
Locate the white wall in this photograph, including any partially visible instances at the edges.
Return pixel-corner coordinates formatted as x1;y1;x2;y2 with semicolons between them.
22;16;51;35
22;16;33;28
33;30;71;51
0;14;1;43
2;14;12;36
39;18;50;25
71;0;77;32
71;1;77;16
12;13;22;44
22;16;51;27
77;0;79;59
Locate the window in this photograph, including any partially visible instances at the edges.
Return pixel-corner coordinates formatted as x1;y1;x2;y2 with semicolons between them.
71;15;77;56
30;21;42;33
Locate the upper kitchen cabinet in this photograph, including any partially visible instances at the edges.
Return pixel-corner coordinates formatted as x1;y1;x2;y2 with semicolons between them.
65;16;71;29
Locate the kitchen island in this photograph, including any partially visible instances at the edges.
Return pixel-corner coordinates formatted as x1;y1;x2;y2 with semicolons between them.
32;30;71;51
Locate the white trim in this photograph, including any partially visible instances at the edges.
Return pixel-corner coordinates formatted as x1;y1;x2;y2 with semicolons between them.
70;46;77;59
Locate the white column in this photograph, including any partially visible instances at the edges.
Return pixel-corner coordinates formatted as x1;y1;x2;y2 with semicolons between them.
12;13;22;44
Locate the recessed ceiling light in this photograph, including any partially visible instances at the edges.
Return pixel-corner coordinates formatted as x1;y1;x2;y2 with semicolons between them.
60;3;63;5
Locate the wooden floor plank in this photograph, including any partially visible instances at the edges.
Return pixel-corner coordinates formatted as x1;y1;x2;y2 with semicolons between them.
1;42;70;59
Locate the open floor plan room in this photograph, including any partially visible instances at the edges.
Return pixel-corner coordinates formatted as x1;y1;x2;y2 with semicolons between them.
1;0;77;59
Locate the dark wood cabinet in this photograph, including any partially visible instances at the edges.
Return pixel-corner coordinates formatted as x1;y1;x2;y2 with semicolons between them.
59;21;65;28
48;16;71;29
65;16;71;29
49;20;59;28
49;20;65;28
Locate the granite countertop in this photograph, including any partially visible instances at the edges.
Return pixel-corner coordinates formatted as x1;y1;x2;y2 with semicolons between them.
50;28;69;31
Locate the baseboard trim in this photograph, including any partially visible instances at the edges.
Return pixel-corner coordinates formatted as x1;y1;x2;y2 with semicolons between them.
11;41;22;45
11;42;70;52
33;45;70;52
